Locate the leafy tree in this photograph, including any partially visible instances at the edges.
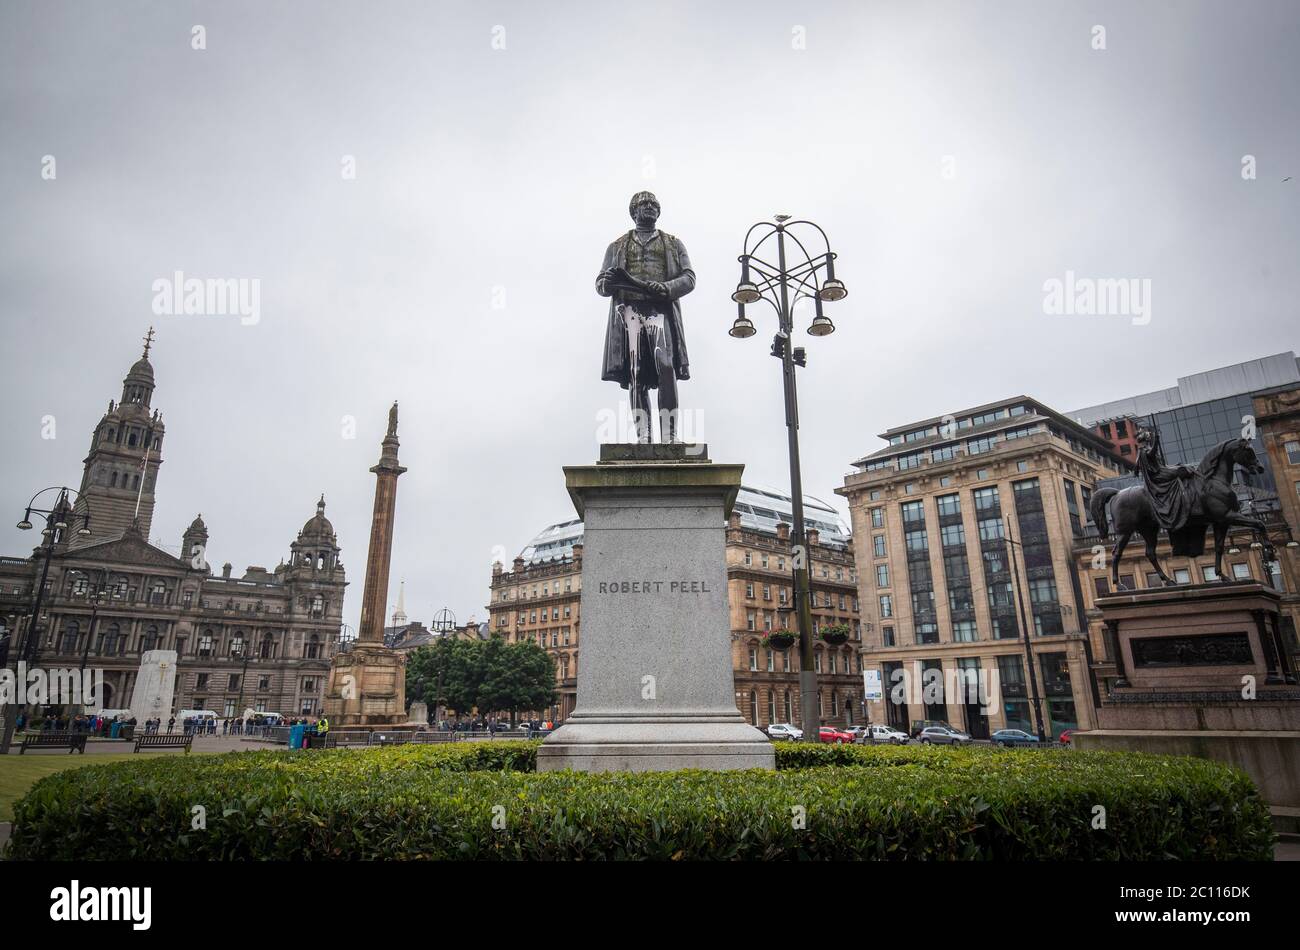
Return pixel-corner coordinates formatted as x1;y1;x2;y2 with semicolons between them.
405;636;555;723
479;639;556;725
405;637;481;716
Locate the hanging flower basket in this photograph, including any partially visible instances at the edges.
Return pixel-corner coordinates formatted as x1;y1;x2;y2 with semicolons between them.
818;624;851;646
762;630;797;651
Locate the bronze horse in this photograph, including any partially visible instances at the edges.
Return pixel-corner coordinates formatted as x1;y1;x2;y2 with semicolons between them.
1089;438;1271;590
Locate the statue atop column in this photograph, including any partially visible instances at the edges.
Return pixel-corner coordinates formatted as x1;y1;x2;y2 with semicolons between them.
597;191;696;443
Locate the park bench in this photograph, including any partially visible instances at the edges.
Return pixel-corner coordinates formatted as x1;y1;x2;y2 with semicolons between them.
133;733;193;754
19;732;88;754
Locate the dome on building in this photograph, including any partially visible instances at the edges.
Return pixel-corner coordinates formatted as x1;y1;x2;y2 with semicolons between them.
516;485;850;566
299;495;335;539
126;356;155;382
518;518;585;564
186;513;207;533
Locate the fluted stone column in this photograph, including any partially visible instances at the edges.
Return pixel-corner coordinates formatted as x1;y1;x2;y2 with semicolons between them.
324;403;409;726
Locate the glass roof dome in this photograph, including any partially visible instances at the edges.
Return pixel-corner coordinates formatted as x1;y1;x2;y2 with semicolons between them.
516;485;850;565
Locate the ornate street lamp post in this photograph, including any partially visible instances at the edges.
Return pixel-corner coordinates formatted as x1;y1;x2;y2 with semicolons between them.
1;487;93;754
729;215;847;743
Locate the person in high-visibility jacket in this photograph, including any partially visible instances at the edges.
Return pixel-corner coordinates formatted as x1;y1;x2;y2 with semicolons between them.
317;716;329;736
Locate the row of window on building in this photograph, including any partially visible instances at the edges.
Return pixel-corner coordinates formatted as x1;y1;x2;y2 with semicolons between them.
745;646;862;675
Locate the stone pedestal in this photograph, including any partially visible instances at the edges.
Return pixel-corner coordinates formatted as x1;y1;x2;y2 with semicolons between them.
129;649;177;723
537;444;774;772
324;644;407;726
1076;582;1300;814
407;700;429;727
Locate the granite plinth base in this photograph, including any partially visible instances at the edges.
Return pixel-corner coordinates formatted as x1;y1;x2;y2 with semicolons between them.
539;444;774;773
537;718;775;772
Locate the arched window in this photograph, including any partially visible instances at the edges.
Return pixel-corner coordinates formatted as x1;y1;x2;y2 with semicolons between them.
260;634;273;659
310;595;324;618
198;629;214;656
142;626;159;652
229;634;245;656
110;471;118;488
102;623;121;656
61;620;79;654
151;581;167;605
305;634;320;659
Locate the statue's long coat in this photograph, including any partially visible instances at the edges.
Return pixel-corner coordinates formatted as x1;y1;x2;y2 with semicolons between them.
598;230;695;389
1137;441;1208;556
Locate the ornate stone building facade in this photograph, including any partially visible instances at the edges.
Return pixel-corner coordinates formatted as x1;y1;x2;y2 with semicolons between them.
486;487;862;727
726;511;863;729
0;336;346;718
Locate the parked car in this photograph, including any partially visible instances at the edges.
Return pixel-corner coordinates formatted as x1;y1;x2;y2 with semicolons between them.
1058;729;1077;746
843;725;870;741
865;724;910;745
909;719;954;739
818;726;854;744
766;723;803;741
918;726;971;746
991;728;1040;747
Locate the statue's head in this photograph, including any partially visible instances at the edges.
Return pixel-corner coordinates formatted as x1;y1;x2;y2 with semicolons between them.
1135;427;1155;448
629;191;660;228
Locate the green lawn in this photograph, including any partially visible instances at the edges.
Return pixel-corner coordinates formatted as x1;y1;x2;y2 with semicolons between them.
0;752;213;822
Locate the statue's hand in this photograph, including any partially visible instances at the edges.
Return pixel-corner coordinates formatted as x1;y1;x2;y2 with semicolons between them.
644;280;669;297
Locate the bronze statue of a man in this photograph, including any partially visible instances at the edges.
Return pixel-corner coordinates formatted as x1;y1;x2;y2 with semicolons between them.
597;191;695;443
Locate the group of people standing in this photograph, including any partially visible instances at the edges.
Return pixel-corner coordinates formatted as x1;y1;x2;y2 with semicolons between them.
19;712;132;736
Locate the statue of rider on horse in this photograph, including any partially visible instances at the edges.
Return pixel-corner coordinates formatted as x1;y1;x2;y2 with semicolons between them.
1089;425;1275;590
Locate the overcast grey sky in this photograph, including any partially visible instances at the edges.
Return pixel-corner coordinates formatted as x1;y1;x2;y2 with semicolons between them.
2;0;1297;632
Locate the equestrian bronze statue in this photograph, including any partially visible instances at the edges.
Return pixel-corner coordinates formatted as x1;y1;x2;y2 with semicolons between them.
597;191;695;443
1089;427;1273;590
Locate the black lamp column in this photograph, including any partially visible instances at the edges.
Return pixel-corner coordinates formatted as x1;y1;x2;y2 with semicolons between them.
730;216;846;742
1;487;93;754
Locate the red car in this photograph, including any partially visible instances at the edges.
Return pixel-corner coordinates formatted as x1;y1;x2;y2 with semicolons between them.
818;727;854;744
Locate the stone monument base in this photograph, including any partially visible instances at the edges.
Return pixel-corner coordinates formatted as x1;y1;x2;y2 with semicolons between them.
323;642;407;726
1075;582;1300;814
537;444;774;773
538;718;775;772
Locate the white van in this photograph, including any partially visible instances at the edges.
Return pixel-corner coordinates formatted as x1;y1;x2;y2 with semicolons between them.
177;709;217;721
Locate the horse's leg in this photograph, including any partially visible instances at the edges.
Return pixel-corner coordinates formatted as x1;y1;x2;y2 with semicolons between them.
1139;526;1175;586
1111;530;1133;589
1212;523;1229;582
1221;512;1272;554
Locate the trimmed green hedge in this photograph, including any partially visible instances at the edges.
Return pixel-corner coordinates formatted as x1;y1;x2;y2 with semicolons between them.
6;741;1273;860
